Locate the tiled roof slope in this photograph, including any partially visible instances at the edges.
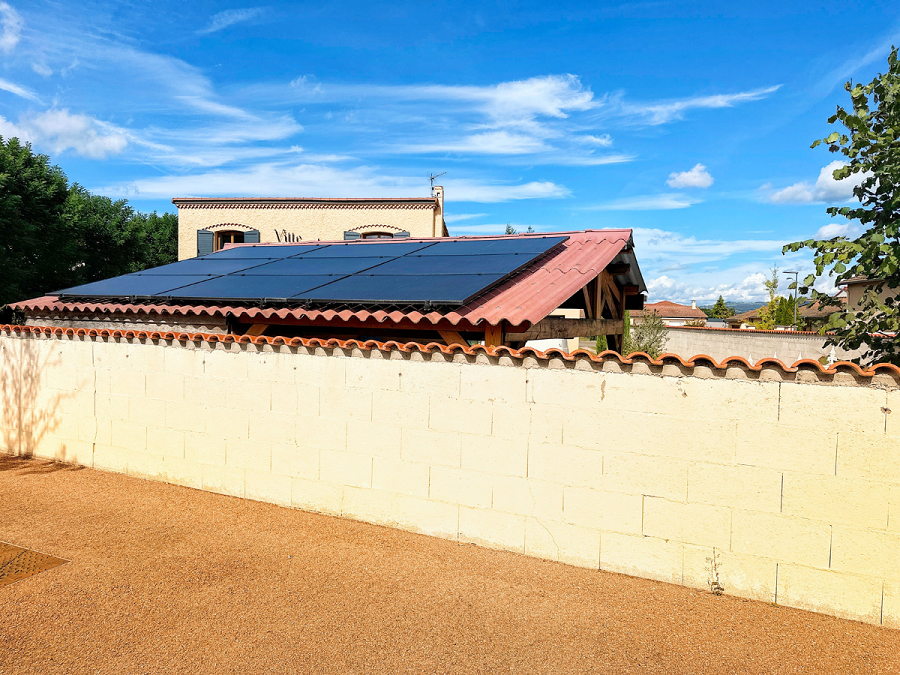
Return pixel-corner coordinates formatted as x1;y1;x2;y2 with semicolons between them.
14;230;639;330
3;324;898;385
631;300;707;319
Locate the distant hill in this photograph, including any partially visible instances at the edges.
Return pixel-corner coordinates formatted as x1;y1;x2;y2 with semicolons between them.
695;300;764;316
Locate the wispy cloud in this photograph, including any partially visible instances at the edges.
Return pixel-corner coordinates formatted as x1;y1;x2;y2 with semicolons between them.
0;77;40;102
0;1;22;53
615;86;782;125
0;109;128;159
198;7;266;35
444;213;488;223
586;194;701;210
765;160;865;204
667;163;713;189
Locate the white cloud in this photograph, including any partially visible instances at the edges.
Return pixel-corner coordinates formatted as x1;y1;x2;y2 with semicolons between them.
0;77;40;102
198;8;266;35
768;160;864;204
579;134;613;146
666;163;713;189
587;194;701;210
98;162;569;203
444;213;488;223
404;130;550;155
815;222;861;239
0;109;128;159
31;63;52;77
617;86;781;125
0;1;22;53
646;272;771;304
633;227;789;260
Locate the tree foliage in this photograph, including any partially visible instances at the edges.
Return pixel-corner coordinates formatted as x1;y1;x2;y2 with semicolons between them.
783;48;900;364
624;310;668;358
0;137;178;307
704;295;735;318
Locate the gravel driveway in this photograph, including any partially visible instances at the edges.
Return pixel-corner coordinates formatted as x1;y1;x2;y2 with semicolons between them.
1;455;897;674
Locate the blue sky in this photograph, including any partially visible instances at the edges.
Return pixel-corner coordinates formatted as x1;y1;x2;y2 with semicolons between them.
1;1;897;303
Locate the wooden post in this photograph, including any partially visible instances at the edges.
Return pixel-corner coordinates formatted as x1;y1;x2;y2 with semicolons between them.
484;323;504;348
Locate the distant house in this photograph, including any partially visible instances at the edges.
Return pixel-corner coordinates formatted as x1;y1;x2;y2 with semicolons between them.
630;300;707;327
724;293;847;331
842;276;897;311
173;187;449;261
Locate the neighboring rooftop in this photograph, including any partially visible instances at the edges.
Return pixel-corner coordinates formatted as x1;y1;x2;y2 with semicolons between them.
631;300;707;320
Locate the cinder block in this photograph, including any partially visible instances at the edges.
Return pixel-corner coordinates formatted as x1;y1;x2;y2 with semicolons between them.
830;525;900;581
428;396;492;436
225;437;272;472
492;477;563;521
401;427;461;467
525;518;600;568
393;493;459;540
528;368;603;406
184;431;226;466
460;434;527;477
95;394;129;422
603;451;688;501
110;420;147;451
203;348;248;380
459;506;525;553
294;354;345;389
341;486;398;526
460;365;526;404
164;345;206;377
249;412;297;446
164;400;206;434
429;466;492;509
80;419;111;446
527;442;603;488
183;375;220;403
127;397;166;429
888;389;900;438
44;437;94;466
884;581;900;629
319;386;373;422
491;402;530;440
682;545;776;602
688;463;782;513
563;488;642;535
372;457;430;498
600;533;683;585
125;450;166;481
225;380;272;413
731;509;831;569
320;449;372;488
891;485;900;533
146;426;185;459
528;403;565;445
160;455;204;489
203;465;245;497
779;383;887;434
296;416;346;452
400;360;460;398
204;405;250;442
269;380;302;416
372;390;430;429
245;469;292;507
109;369;145;398
837;430;900;483
291;477;342;516
345;356;401;391
346;419;402;459
776;563;883;624
736;423;837;476
782;474;891;530
643;497;731;549
246;352;281;382
271;443;319;480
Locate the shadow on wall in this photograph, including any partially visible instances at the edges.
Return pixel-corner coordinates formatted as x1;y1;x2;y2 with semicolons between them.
0;338;65;459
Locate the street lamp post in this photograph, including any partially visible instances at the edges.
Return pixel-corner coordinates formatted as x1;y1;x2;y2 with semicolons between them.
784;270;799;329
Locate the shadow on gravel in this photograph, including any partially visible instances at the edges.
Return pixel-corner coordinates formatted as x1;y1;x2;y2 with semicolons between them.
0;455;83;475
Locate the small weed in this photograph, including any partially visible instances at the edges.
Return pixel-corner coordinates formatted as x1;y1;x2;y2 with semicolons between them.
706;548;725;596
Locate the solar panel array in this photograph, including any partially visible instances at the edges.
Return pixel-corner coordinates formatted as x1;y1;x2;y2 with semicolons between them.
54;236;568;307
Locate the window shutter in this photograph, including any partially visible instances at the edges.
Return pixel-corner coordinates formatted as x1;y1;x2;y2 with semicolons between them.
197;230;214;257
245;229;260;244
394;230;410;238
344;231;361;240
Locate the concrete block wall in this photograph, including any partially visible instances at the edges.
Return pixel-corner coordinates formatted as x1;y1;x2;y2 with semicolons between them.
2;330;898;628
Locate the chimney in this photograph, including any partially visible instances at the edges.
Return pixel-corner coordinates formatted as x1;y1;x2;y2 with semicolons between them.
691;300;697;309
432;185;444;211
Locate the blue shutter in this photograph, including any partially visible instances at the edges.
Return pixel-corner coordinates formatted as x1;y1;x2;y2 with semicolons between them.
394;231;410;238
344;231;361;240
245;229;260;244
197;230;214;257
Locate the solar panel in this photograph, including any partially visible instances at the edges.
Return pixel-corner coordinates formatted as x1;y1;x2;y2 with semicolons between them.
54;235;567;306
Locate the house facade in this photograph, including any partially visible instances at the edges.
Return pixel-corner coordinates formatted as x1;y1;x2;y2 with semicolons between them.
173;187;448;260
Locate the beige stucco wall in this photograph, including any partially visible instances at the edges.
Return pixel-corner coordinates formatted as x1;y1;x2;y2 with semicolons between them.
177;204;442;260
2;328;898;628
663;327;863;363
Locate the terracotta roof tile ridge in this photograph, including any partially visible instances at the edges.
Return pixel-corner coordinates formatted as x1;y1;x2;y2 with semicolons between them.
673;325;826;335
4;324;899;384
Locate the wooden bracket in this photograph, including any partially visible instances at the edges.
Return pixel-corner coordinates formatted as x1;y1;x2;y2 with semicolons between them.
438;330;467;347
246;324;269;336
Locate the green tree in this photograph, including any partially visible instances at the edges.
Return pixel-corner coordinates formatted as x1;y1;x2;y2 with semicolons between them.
624;310;668;358
784;48;900;364
706;295;735;318
0;137;178;306
595;334;608;353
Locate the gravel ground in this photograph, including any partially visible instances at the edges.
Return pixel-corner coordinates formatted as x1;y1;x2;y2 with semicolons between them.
1;456;898;674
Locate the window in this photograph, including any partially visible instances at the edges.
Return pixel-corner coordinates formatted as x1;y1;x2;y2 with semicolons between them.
361;232;393;239
215;230;244;251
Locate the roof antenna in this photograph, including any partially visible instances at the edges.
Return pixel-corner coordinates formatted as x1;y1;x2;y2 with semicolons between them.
429;171;446;192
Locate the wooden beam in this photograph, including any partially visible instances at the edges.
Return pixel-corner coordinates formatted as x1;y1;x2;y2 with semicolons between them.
622;285;640;295
484;323;504;347
516;318;624;341
246;324;268;336
606;263;631;275
581;285;594;320
438;330;467;347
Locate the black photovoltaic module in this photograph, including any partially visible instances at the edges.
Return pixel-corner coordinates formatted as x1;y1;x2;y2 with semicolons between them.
54;236;568;307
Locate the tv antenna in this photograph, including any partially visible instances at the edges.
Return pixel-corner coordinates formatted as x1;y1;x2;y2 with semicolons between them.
429;171;446;188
